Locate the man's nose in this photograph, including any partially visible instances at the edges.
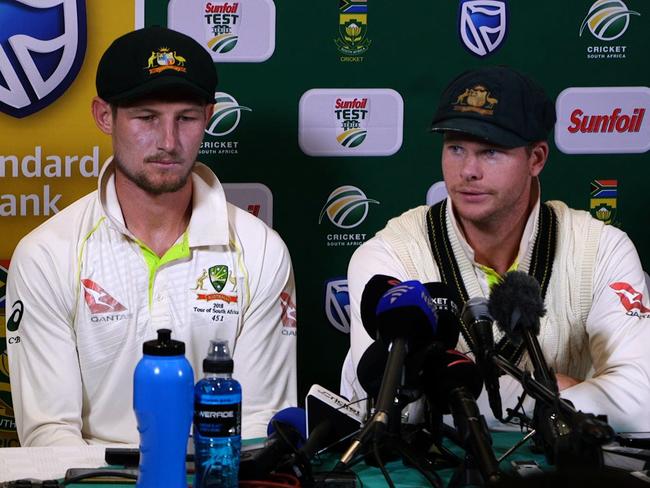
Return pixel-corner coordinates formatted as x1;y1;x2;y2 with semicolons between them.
460;153;482;181
157;118;178;153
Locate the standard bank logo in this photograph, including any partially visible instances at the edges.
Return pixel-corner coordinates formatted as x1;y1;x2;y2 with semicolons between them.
458;0;507;57
555;87;650;154
205;92;252;136
0;260;7;310
299;89;403;157
580;0;640;41
0;0;87;118
324;278;351;334
319;186;379;229
168;0;275;62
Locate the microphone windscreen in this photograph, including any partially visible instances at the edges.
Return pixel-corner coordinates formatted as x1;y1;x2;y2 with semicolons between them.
356;340;389;400
423;282;462;348
488;271;546;339
421;349;483;414
267;407;307;447
375;280;438;344
360;275;401;338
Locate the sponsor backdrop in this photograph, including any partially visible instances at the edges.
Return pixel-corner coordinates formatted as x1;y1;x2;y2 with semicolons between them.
0;0;649;444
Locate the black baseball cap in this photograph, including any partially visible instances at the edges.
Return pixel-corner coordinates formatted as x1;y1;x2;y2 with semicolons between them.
430;66;556;148
96;26;217;104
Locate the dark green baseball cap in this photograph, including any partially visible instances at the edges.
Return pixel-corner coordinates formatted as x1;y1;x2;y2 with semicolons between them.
431;66;556;148
96;26;217;104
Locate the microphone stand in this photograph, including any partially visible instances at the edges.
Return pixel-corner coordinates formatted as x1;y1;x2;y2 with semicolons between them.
492;354;614;469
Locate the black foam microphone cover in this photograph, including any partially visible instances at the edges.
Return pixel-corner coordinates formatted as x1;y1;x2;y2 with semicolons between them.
423;282;462;348
421;349;483;414
359;274;401;339
488;271;546;341
356;339;389;400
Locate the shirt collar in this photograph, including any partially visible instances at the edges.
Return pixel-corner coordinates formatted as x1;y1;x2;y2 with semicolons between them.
446;191;541;272
97;158;229;247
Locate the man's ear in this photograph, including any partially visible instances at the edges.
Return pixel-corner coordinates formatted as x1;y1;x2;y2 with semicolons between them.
529;141;549;177
91;97;114;135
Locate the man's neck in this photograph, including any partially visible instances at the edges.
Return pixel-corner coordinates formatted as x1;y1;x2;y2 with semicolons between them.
456;184;539;275
116;174;193;257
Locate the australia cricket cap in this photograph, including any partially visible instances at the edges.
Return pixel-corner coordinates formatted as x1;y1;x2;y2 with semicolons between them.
96;26;217;104
431;66;556;148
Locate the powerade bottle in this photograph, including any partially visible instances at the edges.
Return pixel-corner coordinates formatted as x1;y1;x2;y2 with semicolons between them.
193;340;242;488
133;329;194;488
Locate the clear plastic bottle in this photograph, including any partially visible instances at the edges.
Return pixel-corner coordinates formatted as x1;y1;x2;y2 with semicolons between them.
193;340;242;488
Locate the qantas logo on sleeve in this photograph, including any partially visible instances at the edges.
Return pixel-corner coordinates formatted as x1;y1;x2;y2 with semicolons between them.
610;282;650;317
81;279;126;314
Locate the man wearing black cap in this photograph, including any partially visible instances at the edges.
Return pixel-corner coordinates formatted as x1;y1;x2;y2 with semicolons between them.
343;66;650;432
6;26;297;446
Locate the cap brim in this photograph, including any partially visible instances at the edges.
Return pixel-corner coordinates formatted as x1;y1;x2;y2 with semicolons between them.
431;117;529;148
105;77;215;105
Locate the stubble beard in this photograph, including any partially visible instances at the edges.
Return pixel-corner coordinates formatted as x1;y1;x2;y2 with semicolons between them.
113;155;194;196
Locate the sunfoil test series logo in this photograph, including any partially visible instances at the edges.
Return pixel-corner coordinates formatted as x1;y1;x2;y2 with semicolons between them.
200;92;252;156
458;0;508;57
319;186;379;247
580;0;640;60
335;0;371;62
0;0;87;118
168;0;276;62
299;89;403;157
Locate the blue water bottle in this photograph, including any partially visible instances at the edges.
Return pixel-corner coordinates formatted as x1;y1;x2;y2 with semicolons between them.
193;340;242;488
133;328;194;488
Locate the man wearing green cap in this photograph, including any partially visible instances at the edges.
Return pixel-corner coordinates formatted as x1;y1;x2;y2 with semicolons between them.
6;26;297;446
344;66;650;432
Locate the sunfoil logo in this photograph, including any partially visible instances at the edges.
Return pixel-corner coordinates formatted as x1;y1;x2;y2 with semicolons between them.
204;2;241;53
335;97;368;147
205;92;252;137
580;0;640;41
319;186;378;229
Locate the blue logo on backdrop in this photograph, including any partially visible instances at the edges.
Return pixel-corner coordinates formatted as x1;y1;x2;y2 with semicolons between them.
0;0;87;118
324;278;351;334
458;0;507;57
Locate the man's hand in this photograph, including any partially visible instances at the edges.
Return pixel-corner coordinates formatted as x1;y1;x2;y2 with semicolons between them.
556;373;581;391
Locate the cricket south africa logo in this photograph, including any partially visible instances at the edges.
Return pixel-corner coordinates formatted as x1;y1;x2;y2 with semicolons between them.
458;0;508;57
203;2;241;53
319;186;379;229
335;97;369;147
335;0;371;61
0;0;87;118
580;0;640;41
205;92;252;136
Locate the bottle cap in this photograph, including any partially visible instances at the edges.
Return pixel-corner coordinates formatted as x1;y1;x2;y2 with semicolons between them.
203;340;234;373
142;328;186;356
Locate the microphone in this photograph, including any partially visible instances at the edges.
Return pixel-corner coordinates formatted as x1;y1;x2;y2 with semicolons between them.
422;350;500;485
488;271;555;390
356;339;389;401
423;282;462;349
462;297;503;421
337;280;438;468
359;274;402;340
239;407;306;480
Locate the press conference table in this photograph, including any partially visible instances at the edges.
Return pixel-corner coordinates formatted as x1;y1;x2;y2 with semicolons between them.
0;432;546;487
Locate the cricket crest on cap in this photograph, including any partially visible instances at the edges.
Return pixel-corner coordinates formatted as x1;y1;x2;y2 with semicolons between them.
145;47;187;75
452;84;498;116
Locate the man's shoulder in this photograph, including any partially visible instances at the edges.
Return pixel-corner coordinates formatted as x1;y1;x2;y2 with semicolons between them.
226;202;289;255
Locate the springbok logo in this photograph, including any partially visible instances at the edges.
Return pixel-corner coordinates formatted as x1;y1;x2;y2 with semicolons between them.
0;0;87;118
458;0;508;57
580;0;640;41
81;279;126;314
205;92;252;136
610;282;650;316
